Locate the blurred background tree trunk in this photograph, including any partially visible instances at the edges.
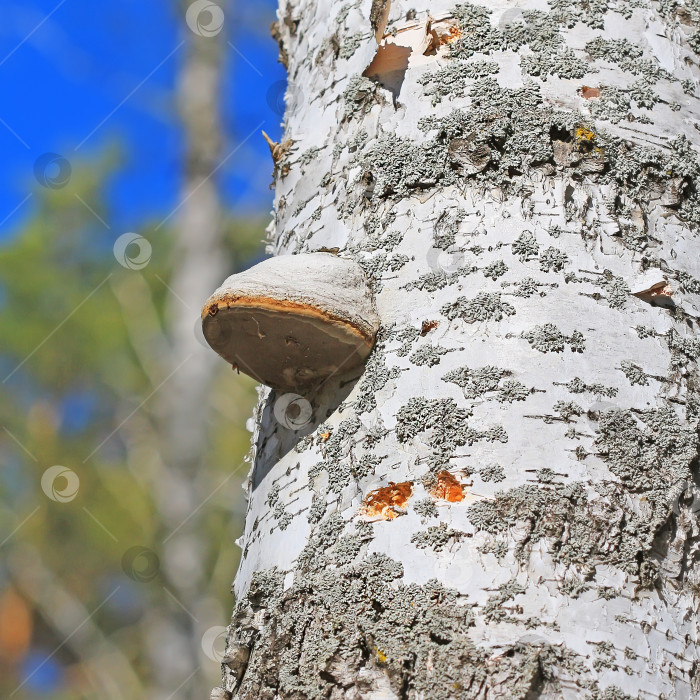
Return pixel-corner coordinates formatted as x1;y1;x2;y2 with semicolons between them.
148;1;229;697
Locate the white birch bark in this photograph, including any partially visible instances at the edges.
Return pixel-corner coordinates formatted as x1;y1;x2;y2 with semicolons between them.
214;0;700;697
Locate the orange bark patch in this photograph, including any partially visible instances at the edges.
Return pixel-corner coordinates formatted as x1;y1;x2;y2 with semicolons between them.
425;20;461;53
421;319;439;336
648;283;673;298
359;481;413;520
633;281;674;305
430;471;465;503
581;86;600;99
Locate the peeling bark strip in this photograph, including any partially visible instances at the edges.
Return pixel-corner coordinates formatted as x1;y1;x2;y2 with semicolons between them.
214;0;700;698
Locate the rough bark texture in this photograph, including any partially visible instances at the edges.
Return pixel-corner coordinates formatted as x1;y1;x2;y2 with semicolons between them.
217;0;700;697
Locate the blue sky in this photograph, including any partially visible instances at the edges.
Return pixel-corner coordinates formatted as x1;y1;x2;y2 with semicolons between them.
0;0;286;240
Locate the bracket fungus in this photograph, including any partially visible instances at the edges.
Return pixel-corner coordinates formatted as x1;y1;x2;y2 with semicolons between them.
201;253;381;392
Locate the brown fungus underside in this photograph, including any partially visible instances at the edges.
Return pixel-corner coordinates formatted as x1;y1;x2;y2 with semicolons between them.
202;253;381;393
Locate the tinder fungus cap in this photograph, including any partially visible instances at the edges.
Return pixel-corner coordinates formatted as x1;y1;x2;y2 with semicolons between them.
201;253;380;392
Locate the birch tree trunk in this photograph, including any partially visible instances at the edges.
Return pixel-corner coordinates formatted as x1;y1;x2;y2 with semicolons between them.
215;0;700;697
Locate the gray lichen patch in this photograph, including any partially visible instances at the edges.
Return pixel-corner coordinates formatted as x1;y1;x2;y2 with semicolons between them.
355;77;700;236
468;406;700;587
619;360;648;386
413;497;439;520
467;482;627;577
584;36;662;78
441;292;516;323
353;336;402;415
521;48;589;80
224;550;598;699
334;523;373;565
510;276;554;298
395;396;507;471
553;400;584;421
677;269;700;295
497;380;530;403
418;59;499;105
395;397;473;443
298;146;323;168
343;75;381;118
537;467;556;483
449;3;590;81
595;271;630;309
482;579;525;623
339;31;365;59
539;247;569;273
353;454;386;480
307;489;329;524
483;259;508;280
595;407;697;500
296;511;346;571
665;329;700;367
273;501;294;530
557;377;618;397
409;342;450;367
442;365;530;405
411;522;464;551
308;415;370;493
403;264;477;292
522;323;586;353
358;133;449;198
512;231;540;261
479;464;506;483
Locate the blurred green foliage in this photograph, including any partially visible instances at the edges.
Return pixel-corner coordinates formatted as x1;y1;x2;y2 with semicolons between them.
0;158;263;698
